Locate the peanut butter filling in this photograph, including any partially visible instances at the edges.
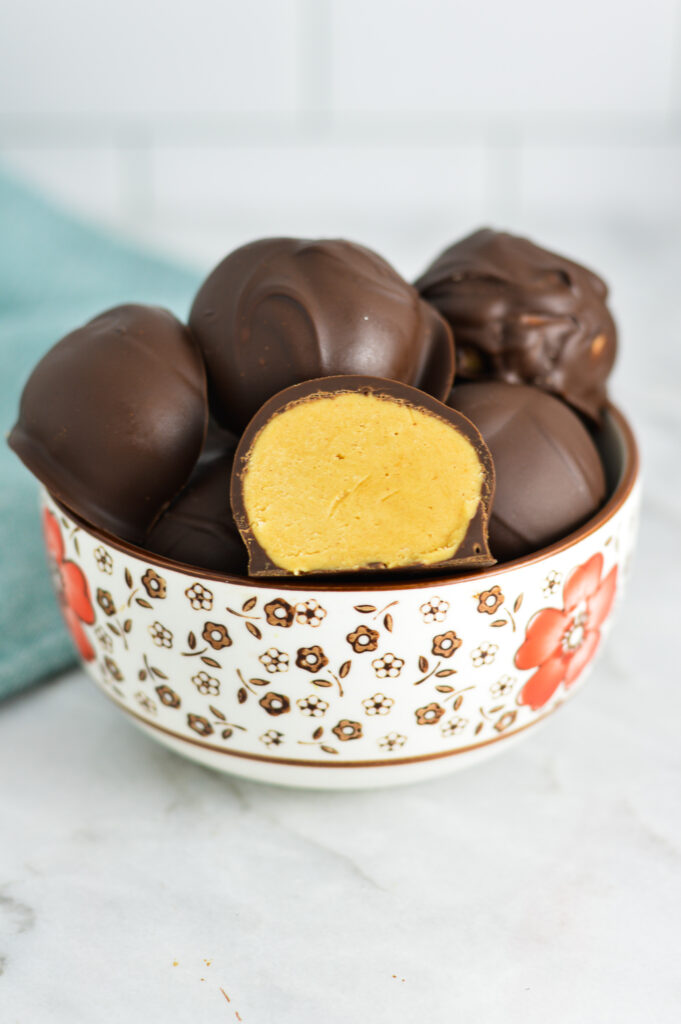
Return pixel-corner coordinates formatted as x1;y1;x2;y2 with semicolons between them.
240;391;486;573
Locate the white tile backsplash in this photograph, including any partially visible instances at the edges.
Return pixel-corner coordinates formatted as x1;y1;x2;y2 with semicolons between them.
1;0;680;249
148;143;488;214
329;0;681;115
116;142;489;276
0;0;301;116
518;144;681;216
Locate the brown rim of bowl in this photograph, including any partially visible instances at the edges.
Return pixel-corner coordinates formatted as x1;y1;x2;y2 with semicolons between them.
49;401;639;593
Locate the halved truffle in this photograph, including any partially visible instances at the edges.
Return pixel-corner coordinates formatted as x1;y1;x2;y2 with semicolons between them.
9;304;207;543
231;376;495;576
189;238;455;432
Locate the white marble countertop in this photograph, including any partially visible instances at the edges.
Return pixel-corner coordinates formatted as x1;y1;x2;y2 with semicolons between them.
2;218;680;1023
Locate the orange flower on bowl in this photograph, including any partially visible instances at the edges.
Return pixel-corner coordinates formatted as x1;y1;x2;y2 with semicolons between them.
43;509;95;661
515;553;617;710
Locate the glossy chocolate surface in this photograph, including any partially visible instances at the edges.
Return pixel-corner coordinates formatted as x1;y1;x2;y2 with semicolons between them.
9;304;207;543
145;451;248;574
231;376;495;576
189;238;455;431
447;381;606;562
416;229;617;421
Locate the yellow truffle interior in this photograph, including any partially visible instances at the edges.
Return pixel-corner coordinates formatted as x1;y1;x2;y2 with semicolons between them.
241;391;485;574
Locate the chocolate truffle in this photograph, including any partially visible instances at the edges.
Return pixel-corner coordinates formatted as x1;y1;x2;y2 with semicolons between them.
447;382;606;562
416;229;617;421
189;238;455;432
9;304;207;543
200;417;239;463
231;376;495;577
145;451;248;575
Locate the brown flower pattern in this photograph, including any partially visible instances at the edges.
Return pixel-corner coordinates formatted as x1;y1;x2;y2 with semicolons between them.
259;648;289;673
362;693;394;716
379;732;407;752
260;729;284;747
264;598;295;627
432;630;462;658
332;719;363;742
95;625;113;652
93;547;113;574
295;600;327;627
141;568;167;599
346;624;379;653
415;702;445;726
543;570;563;597
296;645;329;673
297;695;328;717
188;713;213;737
191;670;220;696
440;716;468;737
185;582;213;610
149;621;173;648
471;643;498;667
156;685;181;708
96;588;116;616
202;622;232;649
419;597;449;623
259;692;291;716
490;675;516;698
135;692;157;715
476;585;504;615
372;653;404;678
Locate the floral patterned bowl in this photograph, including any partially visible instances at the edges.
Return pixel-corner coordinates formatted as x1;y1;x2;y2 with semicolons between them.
42;404;640;789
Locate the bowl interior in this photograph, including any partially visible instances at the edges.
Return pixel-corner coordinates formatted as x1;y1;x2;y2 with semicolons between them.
594;406;628;496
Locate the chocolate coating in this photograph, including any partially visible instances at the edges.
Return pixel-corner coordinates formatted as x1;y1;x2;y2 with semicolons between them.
232;375;495;576
416;229;617;421
9;304;207;543
145;451;248;575
447;382;606;562
200;417;239;464
189;238;455;431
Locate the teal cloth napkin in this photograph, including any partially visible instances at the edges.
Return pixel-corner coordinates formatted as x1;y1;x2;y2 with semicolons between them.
0;170;201;700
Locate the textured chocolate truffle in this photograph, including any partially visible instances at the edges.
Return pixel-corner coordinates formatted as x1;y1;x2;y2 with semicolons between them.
447;382;606;562
231;376;494;577
145;451;247;574
189;238;455;431
416;229;617;421
9;304;207;543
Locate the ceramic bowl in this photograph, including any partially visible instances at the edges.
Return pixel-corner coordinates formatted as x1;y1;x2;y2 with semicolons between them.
41;404;640;789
